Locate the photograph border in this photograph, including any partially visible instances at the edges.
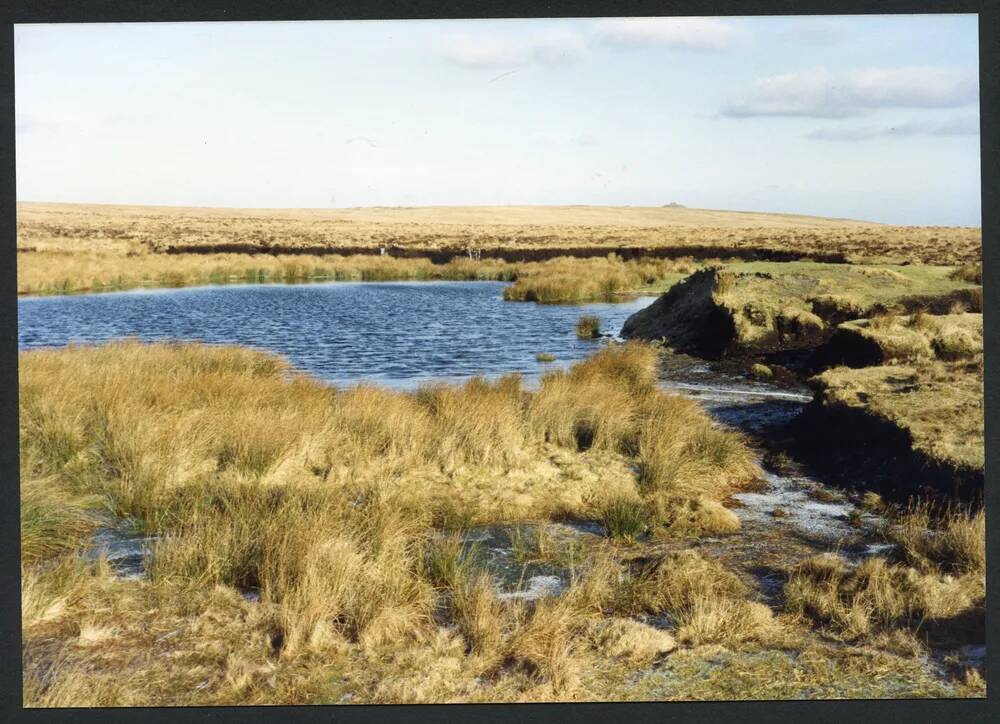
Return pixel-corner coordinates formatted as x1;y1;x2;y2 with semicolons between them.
0;1;995;722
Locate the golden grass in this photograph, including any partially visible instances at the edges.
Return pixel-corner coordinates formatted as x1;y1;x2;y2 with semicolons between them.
17;249;698;304
503;256;696;304
784;550;983;641
784;505;985;645
17;201;981;265
19;340;778;704
20;475;104;562
21;339;983;704
840;312;983;363
617;550;782;647
883;504;985;576
596;495;650;542
17;250;519;296
19;340;755;528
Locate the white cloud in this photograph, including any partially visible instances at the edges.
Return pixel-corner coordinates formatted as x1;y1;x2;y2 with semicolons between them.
722;67;979;119
440;28;588;68
594;17;743;51
807;116;980;141
778;18;845;45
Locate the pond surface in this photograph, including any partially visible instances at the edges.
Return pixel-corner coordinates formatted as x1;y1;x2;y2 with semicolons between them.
18;281;655;389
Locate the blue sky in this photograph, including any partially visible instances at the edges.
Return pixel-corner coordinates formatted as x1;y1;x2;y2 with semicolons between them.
14;15;981;225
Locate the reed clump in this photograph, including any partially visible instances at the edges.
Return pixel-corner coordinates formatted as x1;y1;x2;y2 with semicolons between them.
502;256;697;304
575;315;601;339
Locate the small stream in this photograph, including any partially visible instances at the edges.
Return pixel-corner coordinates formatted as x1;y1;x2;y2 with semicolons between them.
653;353;888;603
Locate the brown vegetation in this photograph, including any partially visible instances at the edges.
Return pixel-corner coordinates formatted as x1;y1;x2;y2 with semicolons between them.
20;341;778;705
18;201;981;269
784;506;984;643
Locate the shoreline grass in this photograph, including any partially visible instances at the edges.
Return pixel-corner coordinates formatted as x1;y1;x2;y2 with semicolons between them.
18;250;698;304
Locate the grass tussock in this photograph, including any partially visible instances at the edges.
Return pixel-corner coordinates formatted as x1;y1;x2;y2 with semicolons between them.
20;476;104;563
883;504;985;576
841;312;983;363
528;343;758;502
784;552;983;641
652;495;741;537
596;496;650;542
948;263;982;284
575;315;601;339
785;503;984;643
618;550;781;647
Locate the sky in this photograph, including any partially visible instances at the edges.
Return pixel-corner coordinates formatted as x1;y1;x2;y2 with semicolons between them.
14;15;981;226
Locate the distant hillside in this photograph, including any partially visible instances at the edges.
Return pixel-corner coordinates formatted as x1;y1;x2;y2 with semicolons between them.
16;202;980;266
18;201;882;229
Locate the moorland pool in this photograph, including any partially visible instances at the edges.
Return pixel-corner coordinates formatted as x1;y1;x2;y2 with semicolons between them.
18;281;654;389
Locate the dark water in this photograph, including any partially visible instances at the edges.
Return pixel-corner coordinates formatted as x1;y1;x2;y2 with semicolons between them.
18;281;656;389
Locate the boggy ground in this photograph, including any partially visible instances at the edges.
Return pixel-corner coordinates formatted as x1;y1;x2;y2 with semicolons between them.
20;341;985;704
17;201;982;263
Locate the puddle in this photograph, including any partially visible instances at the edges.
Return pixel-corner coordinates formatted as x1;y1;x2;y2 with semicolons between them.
496;575;564;602
452;522;604;601
85;526;157;579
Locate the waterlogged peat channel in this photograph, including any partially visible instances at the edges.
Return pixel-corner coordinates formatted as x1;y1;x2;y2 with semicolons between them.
654;354;888;603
